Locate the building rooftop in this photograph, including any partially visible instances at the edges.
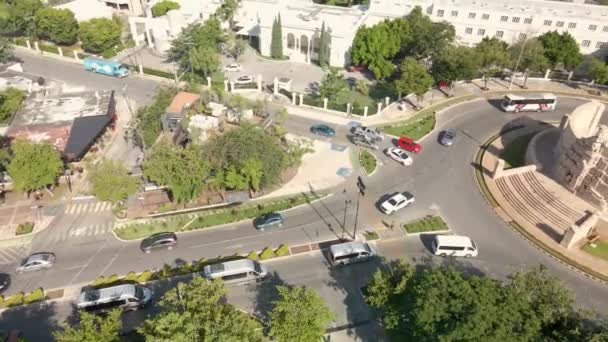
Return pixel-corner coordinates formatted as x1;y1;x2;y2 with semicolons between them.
167;92;200;114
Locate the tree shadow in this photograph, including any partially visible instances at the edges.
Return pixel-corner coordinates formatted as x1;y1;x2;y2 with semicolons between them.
252;271;289;323
0;301;61;342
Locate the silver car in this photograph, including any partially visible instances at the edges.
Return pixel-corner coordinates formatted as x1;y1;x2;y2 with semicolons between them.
16;253;56;273
440;129;456;146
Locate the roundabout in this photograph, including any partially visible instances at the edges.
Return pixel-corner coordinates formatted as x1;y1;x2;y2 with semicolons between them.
362;94;608;313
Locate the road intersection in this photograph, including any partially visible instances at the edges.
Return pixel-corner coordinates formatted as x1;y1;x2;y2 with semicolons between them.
1;52;607;340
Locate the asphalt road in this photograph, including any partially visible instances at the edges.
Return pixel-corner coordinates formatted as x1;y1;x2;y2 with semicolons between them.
2;54;608;337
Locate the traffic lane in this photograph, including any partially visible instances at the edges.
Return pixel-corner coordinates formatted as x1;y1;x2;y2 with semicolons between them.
15;52;159;105
226;251;377;329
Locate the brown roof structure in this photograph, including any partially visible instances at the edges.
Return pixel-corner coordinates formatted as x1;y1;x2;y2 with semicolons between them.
166;92;200;114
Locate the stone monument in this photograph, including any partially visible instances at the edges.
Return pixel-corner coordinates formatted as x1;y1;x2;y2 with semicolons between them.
553;101;608;210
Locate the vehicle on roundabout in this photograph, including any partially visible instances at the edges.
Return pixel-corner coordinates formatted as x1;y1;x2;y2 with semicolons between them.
432;235;478;258
397;136;421;153
253;212;284;231
380;192;415;214
16;253;55;273
385;148;413;166
310;124;336;137
140;232;178;253
439;129;456;147
500;93;557;112
353;126;384;141
351;134;379;150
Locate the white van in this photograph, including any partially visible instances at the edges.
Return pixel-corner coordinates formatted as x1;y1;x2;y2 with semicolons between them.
328;241;377;267
203;259;268;284
432;235;478;257
77;284;153;314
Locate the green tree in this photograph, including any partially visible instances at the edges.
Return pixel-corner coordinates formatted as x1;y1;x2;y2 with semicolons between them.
133;87;177;149
539;31;583;70
365;261;608;342
318;22;329;67
241;158;263;191
34;7;79;45
0;87;25;123
226;35;247;62
431;46;481;83
190;45;220;78
319;68;348;102
224;165;248;190
139;277;266;342
217;0;238;28
53;309;121;342
0;37;14;64
88;158;139;204
270;15;283;59
588;57;608;85
394;57;433;105
78;18;122;54
143;141;208;203
509;38;550;73
350;20;402;80
4;0;43;37
151;0;180;17
203;123;288;189
269;285;334;342
7;139;63;193
168;18;224;70
402;6;455;60
475;37;510;73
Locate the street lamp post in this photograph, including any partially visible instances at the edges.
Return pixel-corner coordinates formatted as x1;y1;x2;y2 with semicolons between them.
352;191;360;239
342;189;351;240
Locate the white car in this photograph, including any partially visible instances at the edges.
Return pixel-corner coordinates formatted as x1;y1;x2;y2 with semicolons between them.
380;192;415;214
386;148;412;166
235;75;254;84
224;63;242;72
16;253;56;273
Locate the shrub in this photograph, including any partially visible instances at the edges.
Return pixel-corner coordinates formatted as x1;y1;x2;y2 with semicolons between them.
142;67;173;79
177;262;192;275
24;288;45;304
152;0;180;17
363;231;379;241
92;275;106;286
247;251;259;260
275;244;290;257
123;272;138;282
106;274;119;284
137;270;153;283
15;222;34;235
259;247;276;260
14;37;28;47
38;43;59;55
1;292;24;308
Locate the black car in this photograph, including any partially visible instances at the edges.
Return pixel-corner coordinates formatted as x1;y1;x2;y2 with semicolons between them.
140;232;178;253
0;273;9;294
253;213;284;231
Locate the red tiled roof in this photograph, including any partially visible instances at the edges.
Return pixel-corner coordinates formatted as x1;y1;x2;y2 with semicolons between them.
167;92;200;114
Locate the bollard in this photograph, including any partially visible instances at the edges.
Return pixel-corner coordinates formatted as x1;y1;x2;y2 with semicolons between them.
26;40;31;50
207;77;211;87
58;47;63;56
224;80;229;92
377;102;382;114
138;64;144;75
299;93;303;106
323;98;328;110
273;77;279;95
292;93;297;105
364;106;368;117
385;96;389;106
73;50;79;60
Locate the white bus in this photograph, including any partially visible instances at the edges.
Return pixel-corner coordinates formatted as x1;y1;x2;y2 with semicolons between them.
500;93;557;112
77;284;153;314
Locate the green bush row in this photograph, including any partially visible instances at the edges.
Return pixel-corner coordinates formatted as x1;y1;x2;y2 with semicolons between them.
39;43;59;54
115;192;321;240
0;288;45;308
142;67;174;79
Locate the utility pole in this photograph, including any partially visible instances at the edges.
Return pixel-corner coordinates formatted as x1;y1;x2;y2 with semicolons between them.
509;34;530;90
353;192;360;239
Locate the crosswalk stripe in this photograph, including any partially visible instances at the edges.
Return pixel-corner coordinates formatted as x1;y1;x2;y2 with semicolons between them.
94;202;102;212
65;201;114;215
0;246;27;264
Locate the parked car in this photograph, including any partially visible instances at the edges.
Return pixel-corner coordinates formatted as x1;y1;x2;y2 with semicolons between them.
380;192;415;214
385;148;413;166
0;273;9;294
16;253;55;273
253;213;284;231
140;232;178;253
397;136;422;153
351;134;379;150
310;124;336;137
235;75;254;84
353;126;384;141
440;129;456;146
224;63;242;72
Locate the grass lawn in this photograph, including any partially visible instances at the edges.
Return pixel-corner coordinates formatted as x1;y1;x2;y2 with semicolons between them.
500;133;536;168
402;216;448;234
384;113;436;140
115;192;325;240
359;150;377;175
583;240;608;261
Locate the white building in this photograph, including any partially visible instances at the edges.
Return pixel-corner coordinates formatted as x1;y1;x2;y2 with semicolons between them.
55;0;114;21
130;0;608;68
129;0;223;53
98;0;146;16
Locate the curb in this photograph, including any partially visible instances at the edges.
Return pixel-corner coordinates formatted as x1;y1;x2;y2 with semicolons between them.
403;228;452;237
112;193;332;242
473;130;608;286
